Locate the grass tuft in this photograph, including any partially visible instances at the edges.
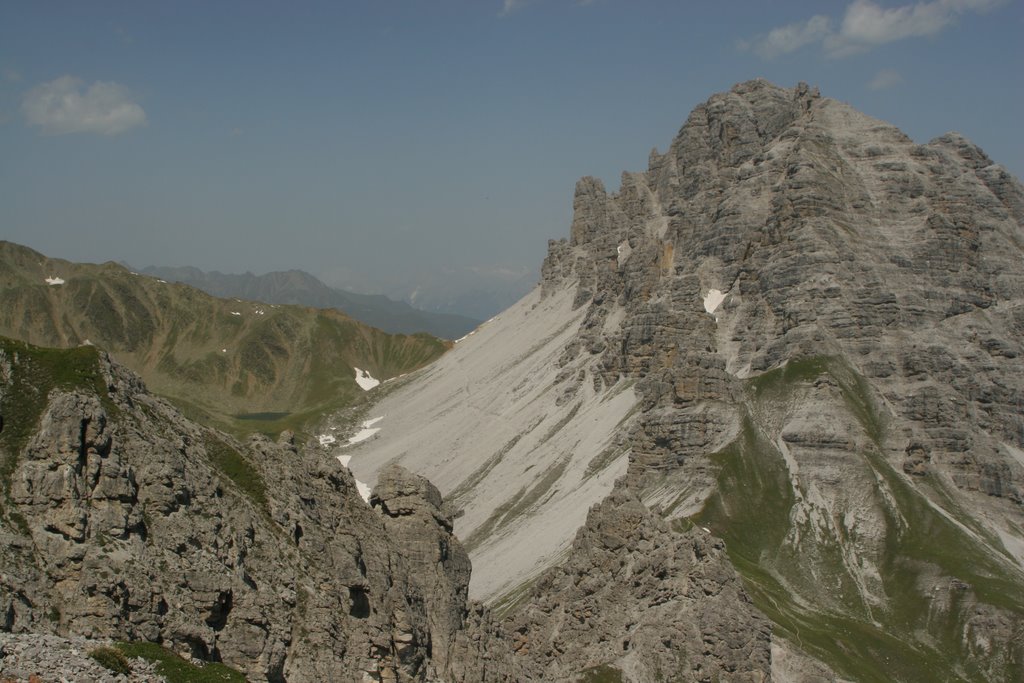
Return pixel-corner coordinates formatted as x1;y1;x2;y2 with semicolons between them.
115;642;246;682
203;433;270;519
88;646;132;675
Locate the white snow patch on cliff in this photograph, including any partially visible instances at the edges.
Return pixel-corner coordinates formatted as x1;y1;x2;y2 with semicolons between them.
346;426;381;446
353;368;380;391
44;276;65;286
355;479;372;502
703;288;725;315
616;240;632;266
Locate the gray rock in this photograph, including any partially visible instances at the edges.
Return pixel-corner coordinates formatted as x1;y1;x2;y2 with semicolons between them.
506;488;771;682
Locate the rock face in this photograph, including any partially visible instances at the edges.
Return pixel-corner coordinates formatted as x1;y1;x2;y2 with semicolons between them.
349;80;1024;682
508;488;771;682
539;79;1024;682
369;465;471;678
0;338;497;682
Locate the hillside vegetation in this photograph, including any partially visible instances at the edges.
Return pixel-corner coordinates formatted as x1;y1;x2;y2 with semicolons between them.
0;241;446;434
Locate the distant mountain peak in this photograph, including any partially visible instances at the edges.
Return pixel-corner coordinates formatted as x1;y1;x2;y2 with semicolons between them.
140;264;481;339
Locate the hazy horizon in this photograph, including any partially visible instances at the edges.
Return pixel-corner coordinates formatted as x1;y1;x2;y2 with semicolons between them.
3;1;1022;285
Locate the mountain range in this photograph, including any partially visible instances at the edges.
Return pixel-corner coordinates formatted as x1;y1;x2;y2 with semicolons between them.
138;265;481;340
0;241;446;434
1;80;1022;682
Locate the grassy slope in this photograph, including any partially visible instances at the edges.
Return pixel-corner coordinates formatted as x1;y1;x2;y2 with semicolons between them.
0;241;446;436
694;356;1024;682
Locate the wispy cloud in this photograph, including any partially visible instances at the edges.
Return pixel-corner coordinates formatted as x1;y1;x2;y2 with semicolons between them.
867;68;904;90
3;67;21;83
743;0;1005;59
22;75;146;136
739;15;832;59
500;0;527;15
499;0;595;16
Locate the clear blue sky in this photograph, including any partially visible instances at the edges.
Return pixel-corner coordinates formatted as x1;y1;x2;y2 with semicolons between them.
2;0;1021;286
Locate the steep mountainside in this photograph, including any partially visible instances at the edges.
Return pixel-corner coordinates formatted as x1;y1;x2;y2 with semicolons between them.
0;242;445;433
346;81;1024;682
0;338;769;682
140;265;481;340
0;337;477;681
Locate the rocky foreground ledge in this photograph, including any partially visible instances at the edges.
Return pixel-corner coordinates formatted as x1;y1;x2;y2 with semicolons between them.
0;633;162;682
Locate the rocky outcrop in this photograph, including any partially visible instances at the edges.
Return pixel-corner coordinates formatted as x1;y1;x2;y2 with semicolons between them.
370;465;472;678
0;339;505;682
0;633;163;682
508;488;771;682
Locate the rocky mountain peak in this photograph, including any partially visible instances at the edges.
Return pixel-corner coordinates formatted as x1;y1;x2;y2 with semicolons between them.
357;80;1024;681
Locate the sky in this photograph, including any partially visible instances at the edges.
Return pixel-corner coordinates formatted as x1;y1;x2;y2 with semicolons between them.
2;0;1022;293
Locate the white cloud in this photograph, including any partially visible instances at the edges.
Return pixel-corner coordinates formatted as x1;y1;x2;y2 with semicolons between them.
744;0;1006;59
744;15;832;59
867;68;904;89
500;0;526;15
22;75;146;136
499;0;594;16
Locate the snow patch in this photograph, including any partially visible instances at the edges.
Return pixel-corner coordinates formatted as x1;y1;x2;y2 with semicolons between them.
703;289;726;315
344;417;385;446
44;276;65;286
346;426;381;445
616;240;632;267
230;311;241;316
353;367;380;391
157;279;167;284
331;417;382;504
